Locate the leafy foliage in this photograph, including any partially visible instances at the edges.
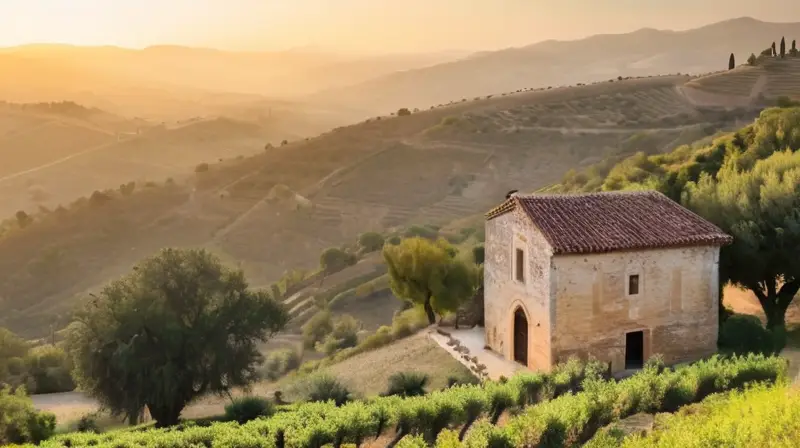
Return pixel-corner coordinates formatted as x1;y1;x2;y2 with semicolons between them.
497;354;787;447
320;247;357;273
66;248;289;427
302;373;352;406
472;245;485;265
0;329;74;394
603;383;800;447
383;237;478;324
22;355;785;448
314;315;362;356
718;314;776;355
358;231;385;253
261;348;301;381
224;396;275;424
0;386;56;445
384;372;430;397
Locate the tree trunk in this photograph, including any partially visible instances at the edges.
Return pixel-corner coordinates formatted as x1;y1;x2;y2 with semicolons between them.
423;294;436;325
147;402;183;428
458;416;477;441
386;427;406;448
751;279;800;331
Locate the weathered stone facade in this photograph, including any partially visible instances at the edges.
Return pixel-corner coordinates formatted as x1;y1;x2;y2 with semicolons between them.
484;202;722;374
484;207;554;371
550;246;719;372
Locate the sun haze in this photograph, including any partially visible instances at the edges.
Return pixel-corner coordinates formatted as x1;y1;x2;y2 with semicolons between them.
1;0;799;53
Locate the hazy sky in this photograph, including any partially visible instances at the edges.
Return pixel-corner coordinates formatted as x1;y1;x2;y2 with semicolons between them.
2;0;800;54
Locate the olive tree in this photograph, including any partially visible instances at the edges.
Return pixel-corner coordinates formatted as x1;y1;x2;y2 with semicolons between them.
67;248;289;427
383;237;477;324
683;149;800;331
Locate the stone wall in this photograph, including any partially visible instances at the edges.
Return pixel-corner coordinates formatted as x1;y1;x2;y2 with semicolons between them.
484;208;554;371
550;245;720;373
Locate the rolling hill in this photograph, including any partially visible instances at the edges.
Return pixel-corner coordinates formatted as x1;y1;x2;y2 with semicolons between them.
311;17;800;114
0;45;464;118
0;98;366;218
0;72;766;339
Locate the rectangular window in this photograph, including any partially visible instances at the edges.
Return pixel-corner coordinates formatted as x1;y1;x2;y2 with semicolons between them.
628;274;640;295
515;248;525;283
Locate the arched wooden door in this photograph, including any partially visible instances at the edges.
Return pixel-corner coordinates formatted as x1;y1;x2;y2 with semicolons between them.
513;307;528;366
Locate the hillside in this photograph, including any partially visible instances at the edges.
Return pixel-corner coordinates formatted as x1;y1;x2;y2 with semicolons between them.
312;17;800;113
0;45;462;117
0;74;761;338
0;99;361;218
683;56;800;105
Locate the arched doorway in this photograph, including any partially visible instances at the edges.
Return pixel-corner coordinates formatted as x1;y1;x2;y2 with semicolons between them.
513;307;528;366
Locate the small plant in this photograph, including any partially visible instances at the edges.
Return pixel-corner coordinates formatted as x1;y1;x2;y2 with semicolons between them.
304;373;352;406
76;412;100;433
224;396;275;424
384;372;430;397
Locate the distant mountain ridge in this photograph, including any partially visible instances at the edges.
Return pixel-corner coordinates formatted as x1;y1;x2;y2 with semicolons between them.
311;17;800;114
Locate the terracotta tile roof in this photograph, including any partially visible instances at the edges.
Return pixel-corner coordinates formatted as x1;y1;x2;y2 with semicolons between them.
485;190;732;254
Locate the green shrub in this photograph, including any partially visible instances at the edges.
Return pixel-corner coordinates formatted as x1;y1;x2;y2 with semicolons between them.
404;225;438;240
320;247;357;274
388;235;402;245
24;345;75;394
224;396;275;424
357;232;385;253
0;386;56;444
384;372;430;397
315;315;361;355
76;413;100;433
472;245;485;265
303;374;352;406
302;310;333;349
397;434;428;448
719;314;774;355
261;348;301;381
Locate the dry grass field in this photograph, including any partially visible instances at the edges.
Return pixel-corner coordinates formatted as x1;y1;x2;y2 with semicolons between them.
0;73;772;340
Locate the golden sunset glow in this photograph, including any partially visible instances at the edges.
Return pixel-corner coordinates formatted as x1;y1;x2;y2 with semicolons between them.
0;0;798;53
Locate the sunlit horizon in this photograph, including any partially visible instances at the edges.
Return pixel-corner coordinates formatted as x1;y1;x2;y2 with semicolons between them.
1;0;800;54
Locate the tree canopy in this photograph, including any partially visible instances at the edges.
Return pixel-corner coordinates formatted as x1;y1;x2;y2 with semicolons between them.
67;248;289;427
683;148;800;329
382;237;477;324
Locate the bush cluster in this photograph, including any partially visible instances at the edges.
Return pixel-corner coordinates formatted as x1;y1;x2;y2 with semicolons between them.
0;386;56;445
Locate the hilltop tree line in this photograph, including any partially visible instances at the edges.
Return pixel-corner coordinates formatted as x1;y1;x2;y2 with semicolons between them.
736;36;799;68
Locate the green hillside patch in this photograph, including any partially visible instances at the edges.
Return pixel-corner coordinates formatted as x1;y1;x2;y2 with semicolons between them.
589;383;800;447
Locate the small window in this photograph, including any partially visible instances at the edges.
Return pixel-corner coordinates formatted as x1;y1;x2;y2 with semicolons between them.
515;248;525;283
628;274;640;295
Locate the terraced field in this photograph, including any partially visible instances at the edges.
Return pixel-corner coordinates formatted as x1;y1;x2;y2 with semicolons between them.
763;57;800;98
684;66;765;97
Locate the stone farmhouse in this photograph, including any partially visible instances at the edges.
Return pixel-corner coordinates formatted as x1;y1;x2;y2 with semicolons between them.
483;190;733;374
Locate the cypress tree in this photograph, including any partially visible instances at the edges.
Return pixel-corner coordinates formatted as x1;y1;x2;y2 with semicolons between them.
728;53;735;70
772;41;777;56
780;37;786;57
793;39;797;52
